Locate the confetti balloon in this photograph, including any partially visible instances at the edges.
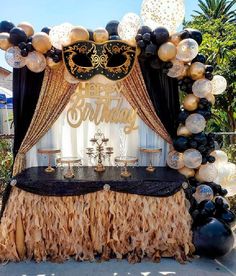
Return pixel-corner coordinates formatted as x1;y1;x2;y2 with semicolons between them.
185;114;206;134
192;79;212;98
26;51;46;73
176;38;199;62
140;0;185;33
5;46;26;68
118;13;141;41
211;75;227;95
167;150;184;169
193;184;214;203
198;163;218;182
167;59;185;78
49;23;73;49
183;149;202;169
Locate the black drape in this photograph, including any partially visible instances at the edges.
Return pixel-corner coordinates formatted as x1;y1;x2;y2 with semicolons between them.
13;67;44;158
139;59;180;139
1;67;44;221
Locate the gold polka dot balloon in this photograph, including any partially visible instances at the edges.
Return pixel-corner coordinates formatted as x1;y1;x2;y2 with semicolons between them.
141;0;185;34
211;75;227;95
49;23;73;49
118;13;141;41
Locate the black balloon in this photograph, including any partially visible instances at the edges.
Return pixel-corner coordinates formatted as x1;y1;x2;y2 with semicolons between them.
192;54;206;64
18;42;26;50
178;111;190;123
41;27;51;34
216;210;236;227
194;132;208;145
144;43;157;56
189;140;198;149
152;27;169;45
138;26;152;35
173;136;189;152
135;34;143;41
105;20;119;36
205;65;214;73
193;217;234;258
143;32;151;42
9;27;27;46
87;29;94;41
20;48;28;57
198;200;216;216
180;30;190;40
150;57;162;69
26;42;34;52
0;20;15;33
205;72;213;80
137;39;146;49
208;156;215;163
185;28;203;45
109;35;120;40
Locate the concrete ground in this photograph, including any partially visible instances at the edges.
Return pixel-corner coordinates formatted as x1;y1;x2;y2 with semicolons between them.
0;249;235;276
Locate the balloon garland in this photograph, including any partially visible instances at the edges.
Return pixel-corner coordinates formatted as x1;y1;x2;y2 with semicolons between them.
0;0;235;258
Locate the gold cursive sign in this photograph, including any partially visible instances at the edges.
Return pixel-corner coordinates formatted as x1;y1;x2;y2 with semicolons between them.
67;82;138;134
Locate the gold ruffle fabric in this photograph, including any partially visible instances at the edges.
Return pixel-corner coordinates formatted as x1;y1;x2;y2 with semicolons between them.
0;187;194;263
13;65;77;176
122;61;172;144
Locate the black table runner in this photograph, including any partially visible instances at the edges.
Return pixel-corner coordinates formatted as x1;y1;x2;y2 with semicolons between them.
14;166;186;197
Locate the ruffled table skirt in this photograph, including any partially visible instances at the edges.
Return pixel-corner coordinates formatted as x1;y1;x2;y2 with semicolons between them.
0;187;194;263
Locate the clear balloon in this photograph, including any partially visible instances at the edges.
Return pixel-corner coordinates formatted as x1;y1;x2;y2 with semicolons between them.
198;163;218;182
167;59;185;78
26;51;46;73
193;184;214;203
140;0;185;34
118;13;141;41
183;149;202;169
167;150;185;169
49;23;73;50
211;75;227;95
185;113;206;134
5;46;26;68
192;79;212;98
176;38;199;62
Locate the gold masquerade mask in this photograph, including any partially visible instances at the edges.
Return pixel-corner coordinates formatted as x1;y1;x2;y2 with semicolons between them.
62;41;136;81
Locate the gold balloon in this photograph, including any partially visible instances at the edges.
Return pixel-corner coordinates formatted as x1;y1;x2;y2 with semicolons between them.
178;167;195;178
177;125;192;137
158;42;177;62
47;57;62;69
189;62;205;80
205;93;215;105
0;32;11;50
69;26;89;43
32;32;52;54
170;33;181;46
93;28;109;43
136;47;142;56
183;94;199;111
17;22;34;37
195;171;205;183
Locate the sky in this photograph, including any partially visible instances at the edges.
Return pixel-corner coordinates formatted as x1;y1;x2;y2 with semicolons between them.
0;0;199;70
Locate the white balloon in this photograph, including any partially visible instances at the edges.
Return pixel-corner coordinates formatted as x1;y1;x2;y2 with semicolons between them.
118;13;141;41
140;0;185;34
5;46;26;68
198;163;218;182
176;38;199;62
183;149;202;169
210;150;228;166
192;79;212;98
211;75;227;95
49;23;73;50
185;113;206;134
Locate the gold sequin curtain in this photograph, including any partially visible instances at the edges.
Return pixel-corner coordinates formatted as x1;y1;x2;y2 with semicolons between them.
122;61;172;144
13;65;77;176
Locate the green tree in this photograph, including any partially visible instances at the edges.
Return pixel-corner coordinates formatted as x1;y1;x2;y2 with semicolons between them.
194;0;236;22
184;15;236;145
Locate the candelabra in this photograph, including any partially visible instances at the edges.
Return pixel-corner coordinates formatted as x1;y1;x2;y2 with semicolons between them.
86;129;113;172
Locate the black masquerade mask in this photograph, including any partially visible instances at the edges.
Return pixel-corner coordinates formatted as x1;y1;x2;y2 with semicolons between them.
62;41;136;81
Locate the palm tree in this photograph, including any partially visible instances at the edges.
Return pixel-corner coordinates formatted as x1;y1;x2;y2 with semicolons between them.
194;0;236;22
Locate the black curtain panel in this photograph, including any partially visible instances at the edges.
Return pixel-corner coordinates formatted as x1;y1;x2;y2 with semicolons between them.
139;59;180;139
0;67;44;221
13;67;44;158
